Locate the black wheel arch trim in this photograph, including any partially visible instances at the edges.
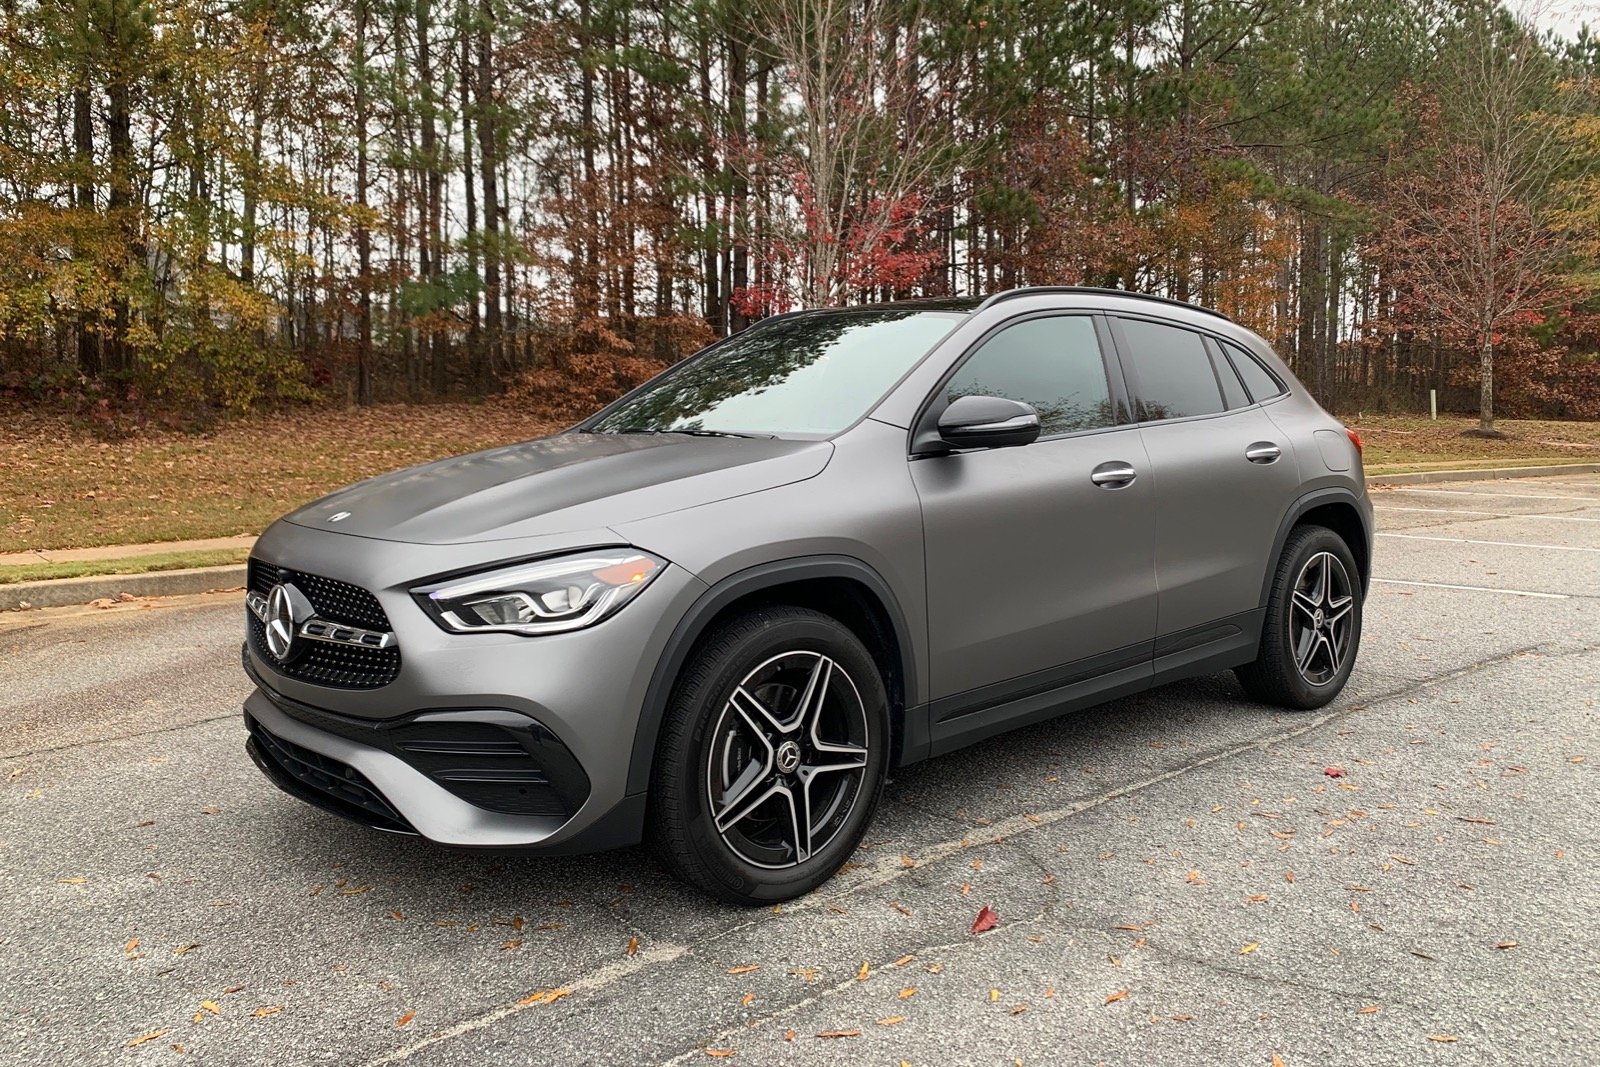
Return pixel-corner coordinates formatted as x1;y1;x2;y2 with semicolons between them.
1260;487;1373;610
625;554;921;798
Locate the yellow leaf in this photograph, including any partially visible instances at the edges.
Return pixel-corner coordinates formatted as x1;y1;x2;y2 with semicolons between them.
517;987;572;1006
253;1006;283;1018
1240;943;1259;955
990;988;1001;1002
740;993;755;1006
1273;1055;1286;1067
876;1016;904;1026
1428;1035;1458;1043
856;960;871;980
125;1029;170;1048
900;854;916;868
898;987;917;999
892;955;914;967
123;937;140;954
199;1000;220;1016
58;877;87;885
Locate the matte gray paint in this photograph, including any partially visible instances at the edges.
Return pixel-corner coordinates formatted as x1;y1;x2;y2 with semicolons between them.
241;288;1373;854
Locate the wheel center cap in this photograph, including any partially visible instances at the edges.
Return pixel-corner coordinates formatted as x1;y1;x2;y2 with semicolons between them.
1313;608;1325;628
775;740;802;775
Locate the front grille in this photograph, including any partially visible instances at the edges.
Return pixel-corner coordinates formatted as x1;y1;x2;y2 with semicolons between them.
246;714;414;834
247;559;401;689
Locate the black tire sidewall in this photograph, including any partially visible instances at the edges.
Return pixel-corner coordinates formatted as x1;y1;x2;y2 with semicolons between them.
667;610;888;903
1265;527;1363;708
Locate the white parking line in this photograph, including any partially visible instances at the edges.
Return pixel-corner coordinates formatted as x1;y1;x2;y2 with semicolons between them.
1385;487;1600;502
1375;505;1600;523
1377;532;1600;553
1372;577;1568;599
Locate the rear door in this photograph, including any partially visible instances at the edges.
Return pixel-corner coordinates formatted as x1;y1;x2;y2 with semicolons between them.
1107;316;1302;678
912;313;1158;742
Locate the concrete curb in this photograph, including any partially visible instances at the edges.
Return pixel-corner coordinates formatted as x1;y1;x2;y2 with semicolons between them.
1370;462;1600;485
0;564;246;612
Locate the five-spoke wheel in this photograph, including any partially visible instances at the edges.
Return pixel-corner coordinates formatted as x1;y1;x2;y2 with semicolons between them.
1237;525;1363;710
650;606;888;904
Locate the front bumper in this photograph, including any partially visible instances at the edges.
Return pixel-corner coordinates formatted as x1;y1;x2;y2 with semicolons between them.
240;519;708;852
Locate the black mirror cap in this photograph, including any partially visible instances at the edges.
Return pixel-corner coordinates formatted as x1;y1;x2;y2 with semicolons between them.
935;395;1042;450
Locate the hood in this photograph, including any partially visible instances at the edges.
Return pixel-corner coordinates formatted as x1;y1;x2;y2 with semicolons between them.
282;432;833;545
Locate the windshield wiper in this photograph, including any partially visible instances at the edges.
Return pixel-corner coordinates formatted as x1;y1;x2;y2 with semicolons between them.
664;428;769;439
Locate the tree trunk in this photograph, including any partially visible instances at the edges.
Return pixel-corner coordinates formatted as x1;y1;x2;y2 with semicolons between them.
1479;332;1495;434
355;0;374;405
476;0;501;384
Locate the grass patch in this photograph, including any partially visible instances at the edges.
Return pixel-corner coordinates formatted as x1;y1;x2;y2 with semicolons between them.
1;402;560;553
0;546;251;585
1350;415;1600;475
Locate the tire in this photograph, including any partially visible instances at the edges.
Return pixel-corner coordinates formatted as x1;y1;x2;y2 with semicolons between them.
1235;524;1363;710
648;605;890;905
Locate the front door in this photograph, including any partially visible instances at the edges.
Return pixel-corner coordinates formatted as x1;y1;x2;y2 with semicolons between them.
911;314;1159;733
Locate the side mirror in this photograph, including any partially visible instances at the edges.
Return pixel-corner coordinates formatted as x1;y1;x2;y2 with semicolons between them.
936;395;1041;450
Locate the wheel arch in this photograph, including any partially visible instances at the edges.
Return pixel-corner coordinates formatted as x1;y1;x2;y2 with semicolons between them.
1260;488;1372;610
626;556;921;798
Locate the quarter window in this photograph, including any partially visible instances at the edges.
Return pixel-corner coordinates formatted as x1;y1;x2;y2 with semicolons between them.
1116;318;1225;421
1224;341;1289;402
944;316;1115;436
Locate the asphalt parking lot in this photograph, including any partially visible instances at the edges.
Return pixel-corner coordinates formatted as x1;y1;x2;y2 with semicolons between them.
2;473;1596;1067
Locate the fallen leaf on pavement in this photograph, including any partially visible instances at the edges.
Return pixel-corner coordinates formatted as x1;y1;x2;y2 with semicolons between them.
517;988;572;1006
1428;1035;1458;1043
1324;767;1346;778
126;1029;170;1048
971;905;1000;934
898;987;917;999
727;965;759;975
1494;941;1518;950
876;1016;904;1026
626;936;639;956
1105;990;1129;1004
856;960;871;980
816;1029;861;1039
1240;943;1259;955
58;877;86;885
253;1006;283;1018
1357;1005;1380;1014
705;1050;735;1058
396;1011;415;1028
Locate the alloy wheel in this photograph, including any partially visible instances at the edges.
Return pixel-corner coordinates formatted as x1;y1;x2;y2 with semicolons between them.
704;650;871;869
1290;551;1355;686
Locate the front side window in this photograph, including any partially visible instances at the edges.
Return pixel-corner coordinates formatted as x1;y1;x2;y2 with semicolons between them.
587;309;963;437
1116;318;1225;422
943;316;1114;436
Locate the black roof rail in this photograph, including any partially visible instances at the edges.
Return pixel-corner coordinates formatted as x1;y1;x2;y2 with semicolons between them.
974;286;1233;322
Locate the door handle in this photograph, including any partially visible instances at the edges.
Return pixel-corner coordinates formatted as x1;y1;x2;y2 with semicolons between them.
1245;442;1282;464
1090;461;1138;489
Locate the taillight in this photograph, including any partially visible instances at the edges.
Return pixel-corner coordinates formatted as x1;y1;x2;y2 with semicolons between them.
1345;428;1363;455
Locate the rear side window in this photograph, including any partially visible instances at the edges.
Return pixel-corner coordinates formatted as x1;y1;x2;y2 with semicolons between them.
1116;318;1224;421
1224;341;1288;402
944;316;1115;436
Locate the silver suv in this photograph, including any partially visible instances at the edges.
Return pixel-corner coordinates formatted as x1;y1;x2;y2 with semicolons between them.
241;287;1371;904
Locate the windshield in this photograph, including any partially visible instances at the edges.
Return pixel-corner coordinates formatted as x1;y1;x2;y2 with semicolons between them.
586;309;965;437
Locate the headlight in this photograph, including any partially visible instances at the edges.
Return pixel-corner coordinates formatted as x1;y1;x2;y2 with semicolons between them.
413;550;666;635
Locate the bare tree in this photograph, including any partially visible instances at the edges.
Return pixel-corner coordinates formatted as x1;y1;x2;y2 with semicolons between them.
753;0;964;306
1383;3;1572;435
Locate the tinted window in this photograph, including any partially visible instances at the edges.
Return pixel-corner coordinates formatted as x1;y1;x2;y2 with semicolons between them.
1117;318;1224;421
589;309;962;436
1211;344;1251;409
1224;341;1288;401
945;316;1114;436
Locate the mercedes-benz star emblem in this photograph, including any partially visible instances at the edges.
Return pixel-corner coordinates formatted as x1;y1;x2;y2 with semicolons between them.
265;585;296;660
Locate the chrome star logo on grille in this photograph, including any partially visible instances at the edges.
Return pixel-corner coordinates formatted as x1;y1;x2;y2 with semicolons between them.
263;583;314;662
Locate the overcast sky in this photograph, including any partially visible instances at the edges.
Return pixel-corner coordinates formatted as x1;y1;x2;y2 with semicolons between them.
1525;0;1599;39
